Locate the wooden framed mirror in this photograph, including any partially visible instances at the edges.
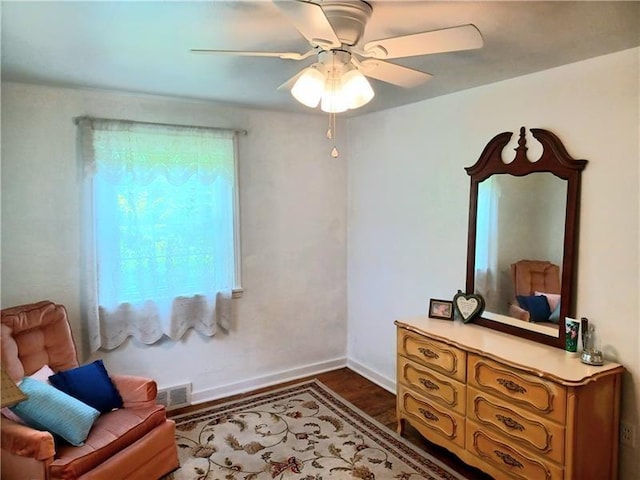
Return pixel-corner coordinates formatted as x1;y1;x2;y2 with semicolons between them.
465;127;587;348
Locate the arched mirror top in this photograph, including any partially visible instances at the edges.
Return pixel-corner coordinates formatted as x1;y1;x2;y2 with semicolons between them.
465;127;587;348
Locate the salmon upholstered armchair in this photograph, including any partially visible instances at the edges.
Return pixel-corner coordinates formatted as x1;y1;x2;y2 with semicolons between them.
508;260;562;325
0;301;179;480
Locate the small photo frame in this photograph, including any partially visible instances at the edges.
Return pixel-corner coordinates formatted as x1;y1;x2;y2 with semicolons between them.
429;298;454;320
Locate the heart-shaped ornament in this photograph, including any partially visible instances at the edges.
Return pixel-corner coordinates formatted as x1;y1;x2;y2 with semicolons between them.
453;291;485;323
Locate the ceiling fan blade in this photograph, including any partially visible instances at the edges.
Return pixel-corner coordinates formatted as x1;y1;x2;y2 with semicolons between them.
277;70;305;91
359;59;433;88
363;24;483;59
273;0;341;49
190;49;314;61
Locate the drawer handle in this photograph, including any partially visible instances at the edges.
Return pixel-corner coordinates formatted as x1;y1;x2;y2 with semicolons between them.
418;347;439;360
418;408;439;422
496;414;525;432
419;378;440;391
497;378;527;394
494;450;524;469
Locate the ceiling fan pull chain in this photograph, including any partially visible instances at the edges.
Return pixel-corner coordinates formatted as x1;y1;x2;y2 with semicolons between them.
330;111;339;158
328;54;339;158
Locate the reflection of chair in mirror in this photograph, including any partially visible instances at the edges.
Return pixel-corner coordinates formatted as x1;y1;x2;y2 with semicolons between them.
509;260;561;325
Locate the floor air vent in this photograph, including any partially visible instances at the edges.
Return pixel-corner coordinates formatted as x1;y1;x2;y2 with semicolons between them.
157;383;191;410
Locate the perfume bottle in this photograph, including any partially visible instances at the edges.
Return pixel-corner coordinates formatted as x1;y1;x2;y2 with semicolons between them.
581;323;604;366
583;325;594;352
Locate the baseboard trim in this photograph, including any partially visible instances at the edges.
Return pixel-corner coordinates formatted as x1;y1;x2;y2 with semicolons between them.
346;358;396;393
190;357;348;405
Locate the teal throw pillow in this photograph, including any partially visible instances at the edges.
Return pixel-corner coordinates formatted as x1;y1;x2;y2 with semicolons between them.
548;301;561;323
10;377;100;446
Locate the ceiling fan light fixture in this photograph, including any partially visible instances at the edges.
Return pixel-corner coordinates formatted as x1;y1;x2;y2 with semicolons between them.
291;65;327;108
341;67;374;109
320;75;349;113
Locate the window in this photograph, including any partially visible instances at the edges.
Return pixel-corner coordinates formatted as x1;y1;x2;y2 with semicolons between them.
474;177;500;311
79;118;241;351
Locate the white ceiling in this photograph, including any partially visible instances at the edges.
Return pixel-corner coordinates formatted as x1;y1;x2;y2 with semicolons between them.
2;1;639;117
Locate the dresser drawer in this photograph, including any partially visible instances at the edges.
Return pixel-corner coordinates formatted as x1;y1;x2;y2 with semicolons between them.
468;354;566;424
398;357;466;415
467;386;565;465
398;329;466;382
398;385;465;449
466;423;564;480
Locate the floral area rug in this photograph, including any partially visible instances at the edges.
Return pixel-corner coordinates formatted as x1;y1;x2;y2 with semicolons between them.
167;380;466;480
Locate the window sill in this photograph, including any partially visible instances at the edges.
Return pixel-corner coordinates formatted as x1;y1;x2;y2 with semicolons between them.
232;288;244;299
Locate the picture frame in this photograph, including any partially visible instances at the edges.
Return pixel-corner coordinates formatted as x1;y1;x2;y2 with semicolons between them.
429;298;454;320
453;290;485;324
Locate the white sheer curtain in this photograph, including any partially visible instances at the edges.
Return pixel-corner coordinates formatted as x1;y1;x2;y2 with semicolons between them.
474;177;500;311
79;118;238;351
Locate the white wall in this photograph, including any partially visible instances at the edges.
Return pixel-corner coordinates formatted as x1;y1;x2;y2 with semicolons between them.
2;48;638;477
347;48;639;478
0;83;348;401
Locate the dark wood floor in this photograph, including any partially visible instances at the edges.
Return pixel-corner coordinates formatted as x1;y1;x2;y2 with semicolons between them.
169;367;493;480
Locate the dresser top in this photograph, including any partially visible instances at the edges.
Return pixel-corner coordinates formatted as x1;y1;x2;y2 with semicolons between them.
396;317;623;385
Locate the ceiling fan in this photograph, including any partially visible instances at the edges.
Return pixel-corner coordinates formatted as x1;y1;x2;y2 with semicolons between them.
192;0;484;113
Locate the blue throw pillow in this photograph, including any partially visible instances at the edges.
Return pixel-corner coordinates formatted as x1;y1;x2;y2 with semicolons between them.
517;295;552;322
49;360;123;414
10;377;100;446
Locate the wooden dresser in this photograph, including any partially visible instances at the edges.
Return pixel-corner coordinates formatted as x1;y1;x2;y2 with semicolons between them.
396;317;624;480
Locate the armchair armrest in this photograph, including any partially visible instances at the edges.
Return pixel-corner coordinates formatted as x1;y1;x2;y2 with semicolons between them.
111;374;158;409
509;303;531;322
1;417;55;460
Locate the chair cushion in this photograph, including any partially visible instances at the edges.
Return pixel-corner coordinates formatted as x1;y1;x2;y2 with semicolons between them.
50;360;123;414
1;301;78;382
9;377;100;446
50;405;168;479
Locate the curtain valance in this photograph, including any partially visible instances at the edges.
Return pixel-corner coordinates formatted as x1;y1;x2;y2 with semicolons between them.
78;117;239;185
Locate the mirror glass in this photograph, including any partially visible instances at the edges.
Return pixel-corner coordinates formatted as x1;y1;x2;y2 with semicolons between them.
465;127;587;348
474;173;566;336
